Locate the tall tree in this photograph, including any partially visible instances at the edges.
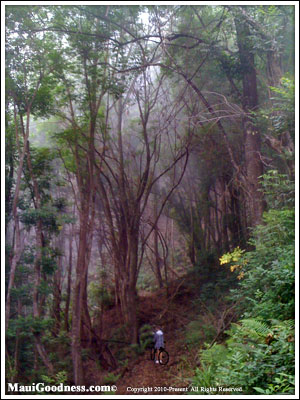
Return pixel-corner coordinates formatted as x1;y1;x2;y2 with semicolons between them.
234;9;265;226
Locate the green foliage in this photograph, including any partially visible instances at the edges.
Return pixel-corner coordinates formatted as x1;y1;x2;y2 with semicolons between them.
20;205;71;234
21;207;55;230
42;329;71;348
32;317;54;335
139;324;154;351
254;373;295;395
190;344;229;391
6;315;54;338
192;265;237;305
219;319;294;394
255;75;295;174
5;359;18;383
190;161;295;394
269;76;295;139
52;197;68;212
238;318;272;339
31;84;55;118
102;372;121;385
41;254;58;275
41;370;68;387
137;266;156;291
6;316;33;340
128;343;143;356
88;275;115;316
219;51;244;80
193;319;294;394
260;170;294;209
235;209;294;320
124;325;154;357
185;319;216;347
194;168;295;394
220;190;295;321
201;343;229;366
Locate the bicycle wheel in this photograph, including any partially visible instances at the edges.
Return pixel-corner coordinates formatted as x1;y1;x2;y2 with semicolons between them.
150;347;156;361
159;349;169;365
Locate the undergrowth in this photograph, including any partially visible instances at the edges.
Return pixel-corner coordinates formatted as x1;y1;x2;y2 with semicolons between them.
188;172;295;395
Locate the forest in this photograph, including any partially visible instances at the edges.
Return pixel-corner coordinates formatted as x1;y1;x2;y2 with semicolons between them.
4;4;296;397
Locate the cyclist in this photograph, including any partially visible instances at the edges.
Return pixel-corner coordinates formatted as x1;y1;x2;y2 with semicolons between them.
153;326;164;364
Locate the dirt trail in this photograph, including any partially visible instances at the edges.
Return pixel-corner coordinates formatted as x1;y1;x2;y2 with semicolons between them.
116;331;190;396
115;281;198;395
84;278;199;395
116;356;173;395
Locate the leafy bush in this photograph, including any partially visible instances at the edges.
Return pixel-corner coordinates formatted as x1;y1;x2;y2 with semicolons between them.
191;170;295;395
268;76;295;139
230;208;295;321
41;370;68;385
254;373;295;395
260;170;294;209
185;318;216;347
190;343;229;391
218;319;294;394
21;207;59;233
102;372;121;385
193;319;294;394
88;279;114;316
126;325;154;357
6;315;54;339
139;324;154;350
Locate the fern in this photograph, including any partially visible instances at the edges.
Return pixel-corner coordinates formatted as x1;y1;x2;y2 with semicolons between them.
139;324;153;334
235;318;294;343
103;372;121;384
271;319;294;330
139;324;154;351
239;318;272;339
200;343;228;366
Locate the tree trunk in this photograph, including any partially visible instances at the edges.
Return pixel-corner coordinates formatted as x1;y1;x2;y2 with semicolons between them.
153;194;164;288
71;207;89;385
220;177;229;251
6;219;23;330
119;279;138;344
52;272;62;335
13;299;22;381
5;115;14;232
64;224;74;332
34;335;54;375
81;271;92;344
118;228;139;344
52;232;63;336
71;106;96;383
235;17;265;227
80;200;95;343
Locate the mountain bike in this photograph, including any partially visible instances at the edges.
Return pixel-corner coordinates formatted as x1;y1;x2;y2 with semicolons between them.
150;346;169;365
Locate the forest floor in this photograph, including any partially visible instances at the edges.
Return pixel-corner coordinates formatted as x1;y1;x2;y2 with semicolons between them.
115;331;190;396
83;270;233;395
84;273;216;395
115;281;197;395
